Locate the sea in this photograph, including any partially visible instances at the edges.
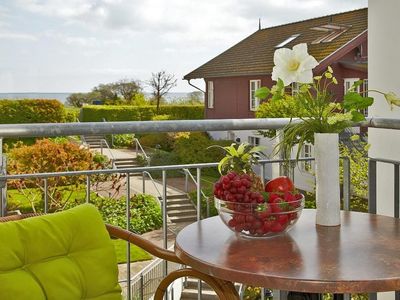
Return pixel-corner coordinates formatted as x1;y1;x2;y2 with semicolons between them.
0;92;202;104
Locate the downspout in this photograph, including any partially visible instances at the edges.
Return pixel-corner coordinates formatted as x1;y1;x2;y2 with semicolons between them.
186;79;205;93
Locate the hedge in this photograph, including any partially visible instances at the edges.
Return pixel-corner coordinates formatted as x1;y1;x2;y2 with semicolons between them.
80;105;204;122
0;99;66;123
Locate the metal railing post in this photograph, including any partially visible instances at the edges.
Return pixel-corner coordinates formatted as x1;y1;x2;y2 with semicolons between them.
196;168;201;221
368;159;377;214
162;170;168;275
343;157;351;211
126;173;131;300
86;175;90;203
43;179;48;213
140;274;144;300
185;171;189;193
395;164;399;218
142;172;146;194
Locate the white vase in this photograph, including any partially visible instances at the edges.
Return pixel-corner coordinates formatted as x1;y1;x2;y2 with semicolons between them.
314;133;341;226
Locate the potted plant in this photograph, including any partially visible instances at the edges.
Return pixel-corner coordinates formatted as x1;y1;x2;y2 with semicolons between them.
255;43;400;226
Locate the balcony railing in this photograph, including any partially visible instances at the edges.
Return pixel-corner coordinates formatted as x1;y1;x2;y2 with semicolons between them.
0;117;399;300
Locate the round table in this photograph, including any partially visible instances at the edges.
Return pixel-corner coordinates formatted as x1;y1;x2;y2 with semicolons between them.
175;209;400;294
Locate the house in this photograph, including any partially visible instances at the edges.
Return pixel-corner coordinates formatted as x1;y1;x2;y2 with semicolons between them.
184;8;368;190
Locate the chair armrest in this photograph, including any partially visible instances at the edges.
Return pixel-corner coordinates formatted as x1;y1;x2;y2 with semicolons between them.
105;224;183;264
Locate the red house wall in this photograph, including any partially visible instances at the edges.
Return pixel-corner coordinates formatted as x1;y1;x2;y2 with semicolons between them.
205;46;367;120
205;75;273;119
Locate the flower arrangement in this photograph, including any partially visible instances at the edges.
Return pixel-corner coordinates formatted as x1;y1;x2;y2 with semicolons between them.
255;43;400;159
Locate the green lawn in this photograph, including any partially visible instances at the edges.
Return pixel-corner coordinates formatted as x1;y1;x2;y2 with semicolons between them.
7;186;94;212
112;239;152;264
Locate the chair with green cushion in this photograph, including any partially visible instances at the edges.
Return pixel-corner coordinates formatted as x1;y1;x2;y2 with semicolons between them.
0;203;239;300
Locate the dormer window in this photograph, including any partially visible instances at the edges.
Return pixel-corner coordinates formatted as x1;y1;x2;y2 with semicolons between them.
275;34;301;48
311;24;350;44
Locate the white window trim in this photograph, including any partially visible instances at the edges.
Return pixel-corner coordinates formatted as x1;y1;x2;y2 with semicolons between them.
302;144;313;172
207;81;214;109
344;78;360;93
249;79;261;111
248;136;260;146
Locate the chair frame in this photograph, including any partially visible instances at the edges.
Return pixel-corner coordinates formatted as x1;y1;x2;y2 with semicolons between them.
0;213;239;300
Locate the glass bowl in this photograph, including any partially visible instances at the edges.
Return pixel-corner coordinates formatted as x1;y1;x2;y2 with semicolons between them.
214;194;305;238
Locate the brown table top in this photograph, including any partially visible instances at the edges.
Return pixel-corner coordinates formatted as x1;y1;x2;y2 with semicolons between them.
175;209;400;294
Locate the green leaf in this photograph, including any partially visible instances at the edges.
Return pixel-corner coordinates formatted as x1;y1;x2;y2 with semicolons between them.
344;92;373;110
248;146;265;154
218;156;229;174
351;110;366;122
255;87;270;99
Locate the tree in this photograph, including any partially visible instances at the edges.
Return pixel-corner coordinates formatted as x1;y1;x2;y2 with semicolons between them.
66;92;101;108
147;71;177;113
114;79;142;103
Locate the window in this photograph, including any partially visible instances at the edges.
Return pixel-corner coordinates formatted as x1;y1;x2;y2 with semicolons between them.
275;34;301;48
311;24;350;44
248;136;260;146
361;79;368;117
207;81;214;108
344;78;360;93
249;80;261;111
302;144;313;172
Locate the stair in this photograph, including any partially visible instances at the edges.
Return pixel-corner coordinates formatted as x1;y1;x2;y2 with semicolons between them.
159;194;198;223
113;158;142;175
181;278;242;300
83;135;107;149
181;278;218;300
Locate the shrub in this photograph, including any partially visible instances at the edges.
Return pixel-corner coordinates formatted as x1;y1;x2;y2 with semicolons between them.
0;99;66;124
113;134;134;148
152;114;171;121
80;105;203;122
65;107;80;122
189;187;218;218
7;139;105;211
94;194;162;234
139;133;174;151
173;132;231;164
255;95;308;137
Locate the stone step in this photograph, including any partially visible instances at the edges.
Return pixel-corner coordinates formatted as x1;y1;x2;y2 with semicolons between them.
162;194;190;200
114;162;140;168
167;203;195;210
169;215;197;223
180;288;218;300
165;199;192;206
168;209;197;218
113;158;137;162
184;278;213;290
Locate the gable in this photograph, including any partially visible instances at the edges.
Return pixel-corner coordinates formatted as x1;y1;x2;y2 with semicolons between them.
184;8;367;80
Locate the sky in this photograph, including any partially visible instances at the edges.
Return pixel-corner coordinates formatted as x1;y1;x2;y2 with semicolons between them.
0;0;367;93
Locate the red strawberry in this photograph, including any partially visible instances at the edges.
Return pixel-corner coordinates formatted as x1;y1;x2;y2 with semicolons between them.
270;221;284;232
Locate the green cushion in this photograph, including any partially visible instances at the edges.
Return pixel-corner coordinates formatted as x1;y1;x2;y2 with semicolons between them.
0;204;122;300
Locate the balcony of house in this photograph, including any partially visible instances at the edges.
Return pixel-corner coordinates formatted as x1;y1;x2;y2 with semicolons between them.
0;118;400;300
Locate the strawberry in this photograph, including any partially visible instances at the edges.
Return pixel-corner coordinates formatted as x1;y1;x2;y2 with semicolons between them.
270;221;284;232
270;197;290;213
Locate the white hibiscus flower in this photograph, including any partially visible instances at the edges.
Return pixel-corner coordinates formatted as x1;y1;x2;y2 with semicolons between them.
272;43;319;86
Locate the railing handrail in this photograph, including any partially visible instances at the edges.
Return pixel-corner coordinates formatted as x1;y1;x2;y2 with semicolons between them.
134;138;150;164
0;158;317;180
142;171;163;202
182;168;208;200
98;138;116;166
0;117;399;138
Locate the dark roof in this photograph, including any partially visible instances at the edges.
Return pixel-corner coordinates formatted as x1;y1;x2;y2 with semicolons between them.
184;8;367;80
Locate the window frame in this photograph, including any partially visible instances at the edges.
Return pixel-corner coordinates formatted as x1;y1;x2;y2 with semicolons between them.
302;144;313;172
207;81;214;109
249;79;261;111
